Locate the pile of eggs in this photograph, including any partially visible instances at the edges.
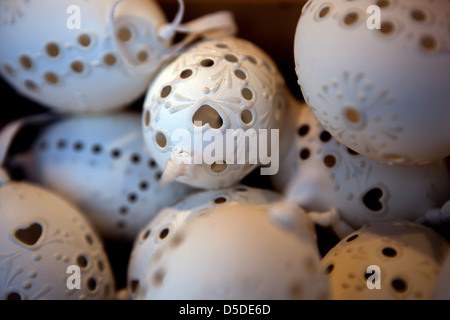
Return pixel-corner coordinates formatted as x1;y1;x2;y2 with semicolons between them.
0;0;449;300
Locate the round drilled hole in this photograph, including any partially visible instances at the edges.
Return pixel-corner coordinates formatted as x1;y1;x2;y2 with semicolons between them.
323;155;336;168
346;234;359;242
85;234;94;246
2;63;14;76
200;58;214;67
144;110;151;126
382;247;397;257
44;72;59;85
242;88;253;100
298;125;309;136
111;149;121;159
241;109;253;124
24;80;38;92
103;53;117;66
77;255;88;268
130;153;140;164
380;21;395;35
20;55;33;70
87;278;97;292
215;43;228;48
128;193;138;203
45;42;60;58
391;278;407;293
160;85;172;98
148;159;157;168
345;108;361;123
119;207;128;215
234;69;247;80
57;139;67;149
6;292;22;300
318;6;330;18
421;35;437;52
376;0;390;8
92;144;102;154
319;131;332;142
325;264;334;275
152;269;165;287
159;228;169;240
78;34;91;47
97;260;104;272
71;60;84;73
224;54;238;63
139;181;148;191
343;12;359;25
180;69;193;79
73;141;84;151
214;197;227;204
246;55;257;64
142;229;151;240
156;132;167;148
411;9;427;22
137;50;148;62
117;26;132;42
211;162;227;173
299;148;310;160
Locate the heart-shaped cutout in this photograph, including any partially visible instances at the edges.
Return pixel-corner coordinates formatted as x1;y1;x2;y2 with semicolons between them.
362;188;384;212
192;105;223;129
14;222;43;246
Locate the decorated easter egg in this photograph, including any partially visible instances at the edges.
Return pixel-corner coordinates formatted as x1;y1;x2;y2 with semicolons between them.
0;0;168;113
127;185;282;298
273;103;450;238
142;36;288;189
133;201;329;300
0;171;115;300
7;112;194;242
294;0;450;165
321;220;449;300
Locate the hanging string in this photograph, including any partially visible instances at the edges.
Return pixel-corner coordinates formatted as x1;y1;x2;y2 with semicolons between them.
109;0;237;75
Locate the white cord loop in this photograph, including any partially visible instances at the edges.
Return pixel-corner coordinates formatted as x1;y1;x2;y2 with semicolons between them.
110;0;237;75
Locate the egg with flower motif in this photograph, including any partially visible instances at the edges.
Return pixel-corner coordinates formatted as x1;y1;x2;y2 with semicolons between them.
294;0;450;165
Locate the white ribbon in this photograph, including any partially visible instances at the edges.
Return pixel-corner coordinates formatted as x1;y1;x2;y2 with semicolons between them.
109;0;238;75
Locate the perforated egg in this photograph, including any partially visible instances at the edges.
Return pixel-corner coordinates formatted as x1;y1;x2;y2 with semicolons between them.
8;112;194;242
133;201;329;300
273;103;450;238
0;0;168;113
127;185;281;298
0;173;115;300
294;0;450;165
322;220;449;300
142;36;288;189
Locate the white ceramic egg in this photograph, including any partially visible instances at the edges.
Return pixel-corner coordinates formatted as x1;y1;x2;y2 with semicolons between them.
294;0;450;165
0;173;115;300
434;253;450;300
133;202;329;300
7;112;195;242
142;36;288;189
321;220;449;300
273;103;450;238
0;0;168;113
127;185;282;298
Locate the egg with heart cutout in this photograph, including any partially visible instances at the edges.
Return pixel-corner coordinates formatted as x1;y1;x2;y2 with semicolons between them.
0;170;115;300
7;112;195;242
